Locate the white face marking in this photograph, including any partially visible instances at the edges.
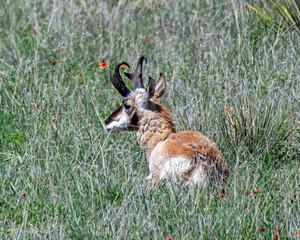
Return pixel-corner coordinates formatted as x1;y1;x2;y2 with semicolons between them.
105;110;132;132
134;88;147;106
105;88;150;132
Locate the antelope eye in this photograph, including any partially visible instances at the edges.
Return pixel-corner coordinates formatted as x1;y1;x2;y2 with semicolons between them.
123;104;131;110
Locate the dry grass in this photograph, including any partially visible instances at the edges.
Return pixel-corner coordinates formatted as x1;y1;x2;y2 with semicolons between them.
0;0;299;239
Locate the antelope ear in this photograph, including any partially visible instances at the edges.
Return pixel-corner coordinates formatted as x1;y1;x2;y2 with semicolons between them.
154;73;166;98
143;77;156;101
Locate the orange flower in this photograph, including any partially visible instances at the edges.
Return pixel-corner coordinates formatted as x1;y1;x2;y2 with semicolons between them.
247;225;254;228
120;64;128;68
50;61;57;66
217;194;226;199
99;60;108;69
274;227;282;233
250;189;260;195
258;228;266;232
165;238;173;240
75;73;83;77
142;36;150;40
20;193;27;199
114;103;121;107
275;188;280;192
293;194;296;198
50;117;56;121
297;232;300;236
32;108;39;111
273;235;279;239
78;110;82;114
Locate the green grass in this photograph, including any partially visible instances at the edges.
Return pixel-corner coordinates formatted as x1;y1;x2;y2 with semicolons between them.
0;0;299;239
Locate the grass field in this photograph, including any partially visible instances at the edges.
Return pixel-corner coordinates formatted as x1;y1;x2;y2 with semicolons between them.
0;0;299;239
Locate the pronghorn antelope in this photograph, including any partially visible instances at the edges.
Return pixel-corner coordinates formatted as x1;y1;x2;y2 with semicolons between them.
105;56;229;185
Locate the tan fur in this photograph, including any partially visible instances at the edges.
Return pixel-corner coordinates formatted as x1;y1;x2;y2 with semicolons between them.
137;99;229;184
137;104;175;158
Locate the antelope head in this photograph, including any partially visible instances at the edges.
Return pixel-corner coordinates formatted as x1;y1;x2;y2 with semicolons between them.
105;56;167;132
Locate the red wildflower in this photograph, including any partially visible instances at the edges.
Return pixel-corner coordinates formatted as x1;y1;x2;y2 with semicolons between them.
120;64;128;68
250;189;260;195
297;232;300;237
99;60;108;69
275;188;280;192
251;170;257;174
293;194;296;198
114;103;121;107
32;108;39;111
50;117;56;121
165;238;173;240
75;73;83;77
217;194;226;199
89;211;94;215
221;188;226;194
273;235;279;239
258;228;266;232
20;193;27;199
50;61;57;66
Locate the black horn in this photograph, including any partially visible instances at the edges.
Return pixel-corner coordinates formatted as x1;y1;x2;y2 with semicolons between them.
124;56;147;90
109;61;131;97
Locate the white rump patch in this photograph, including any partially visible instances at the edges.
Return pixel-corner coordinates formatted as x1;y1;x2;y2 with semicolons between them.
159;156;191;181
159;156;208;185
189;165;208;185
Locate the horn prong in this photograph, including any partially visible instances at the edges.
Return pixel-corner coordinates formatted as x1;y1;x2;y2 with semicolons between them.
124;56;147;90
109;61;131;97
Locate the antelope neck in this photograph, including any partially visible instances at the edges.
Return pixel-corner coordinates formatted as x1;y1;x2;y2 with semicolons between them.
136;107;175;160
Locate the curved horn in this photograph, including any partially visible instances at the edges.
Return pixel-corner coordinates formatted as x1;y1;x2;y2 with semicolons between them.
109;61;131;97
124;56;147;90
